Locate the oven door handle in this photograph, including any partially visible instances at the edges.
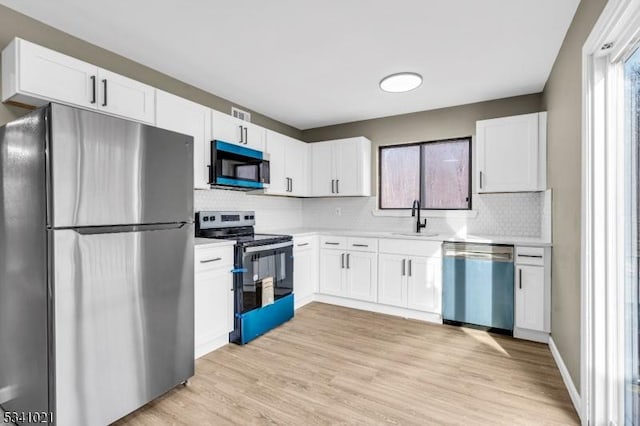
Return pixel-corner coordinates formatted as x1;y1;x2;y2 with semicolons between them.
230;268;248;274
243;241;293;253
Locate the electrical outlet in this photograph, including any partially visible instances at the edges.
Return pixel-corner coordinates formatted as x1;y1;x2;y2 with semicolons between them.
335;207;342;216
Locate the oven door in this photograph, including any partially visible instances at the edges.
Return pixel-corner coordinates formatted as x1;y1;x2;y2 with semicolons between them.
238;241;293;314
210;140;270;189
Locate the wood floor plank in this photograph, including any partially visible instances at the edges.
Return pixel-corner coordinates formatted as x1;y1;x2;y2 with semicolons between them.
114;302;579;425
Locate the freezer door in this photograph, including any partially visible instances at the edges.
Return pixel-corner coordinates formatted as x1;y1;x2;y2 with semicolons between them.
49;103;193;228
51;223;194;426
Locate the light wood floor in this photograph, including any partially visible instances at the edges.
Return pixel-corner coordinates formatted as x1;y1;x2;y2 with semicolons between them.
115;302;579;425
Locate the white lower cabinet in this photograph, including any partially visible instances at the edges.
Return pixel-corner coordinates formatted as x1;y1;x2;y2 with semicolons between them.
377;239;442;316
378;253;441;314
319;237;377;302
293;236;318;308
194;245;234;358
513;246;551;343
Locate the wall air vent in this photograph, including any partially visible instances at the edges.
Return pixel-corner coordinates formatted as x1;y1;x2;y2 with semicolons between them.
231;107;251;122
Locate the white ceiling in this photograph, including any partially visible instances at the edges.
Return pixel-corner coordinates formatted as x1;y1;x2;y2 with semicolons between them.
0;0;579;130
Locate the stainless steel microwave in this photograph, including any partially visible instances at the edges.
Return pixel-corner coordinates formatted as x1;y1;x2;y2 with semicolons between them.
209;140;270;190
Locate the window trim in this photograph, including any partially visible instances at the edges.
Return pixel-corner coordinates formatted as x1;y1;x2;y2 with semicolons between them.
377;136;473;211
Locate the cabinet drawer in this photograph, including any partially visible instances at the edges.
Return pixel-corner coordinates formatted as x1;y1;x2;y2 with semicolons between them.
294;235;317;251
347;237;378;252
379;238;441;257
320;235;347;250
195;246;234;272
515;246;545;266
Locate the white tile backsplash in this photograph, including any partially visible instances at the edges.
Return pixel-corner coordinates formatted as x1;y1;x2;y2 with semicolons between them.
194;189;547;238
194;189;304;231
301;192;545;237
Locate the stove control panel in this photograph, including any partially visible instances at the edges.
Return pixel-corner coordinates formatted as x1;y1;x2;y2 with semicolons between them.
196;211;255;229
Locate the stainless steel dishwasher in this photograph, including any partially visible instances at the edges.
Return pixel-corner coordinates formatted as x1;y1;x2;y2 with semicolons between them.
442;242;515;334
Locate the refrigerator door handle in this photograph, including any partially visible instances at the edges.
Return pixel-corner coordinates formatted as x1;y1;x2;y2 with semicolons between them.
72;222;187;235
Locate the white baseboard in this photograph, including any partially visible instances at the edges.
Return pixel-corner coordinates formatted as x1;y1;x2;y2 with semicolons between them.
195;334;229;359
314;294;442;324
514;327;549;343
294;294;315;310
549;336;582;421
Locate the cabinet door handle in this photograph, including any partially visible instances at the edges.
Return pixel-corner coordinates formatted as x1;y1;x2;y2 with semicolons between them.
200;257;222;264
517;254;543;258
336;179;340;194
519;269;522;289
341;253;345;269
402;259;406;276
239;125;244;144
325;242;340;246
479;171;483;189
408;259;412;277
331;179;335;193
352;244;368;247
90;75;96;104
347;253;350;269
102;79;108;107
290;177;293;193
297;242;309;247
244;126;248;144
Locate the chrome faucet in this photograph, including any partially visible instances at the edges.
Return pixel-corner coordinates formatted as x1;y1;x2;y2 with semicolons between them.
411;199;427;233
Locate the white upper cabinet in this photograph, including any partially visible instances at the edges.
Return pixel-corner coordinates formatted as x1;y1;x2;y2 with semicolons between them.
264;130;309;197
156;90;212;189
211;109;265;152
310;136;371;197
476;112;547;193
2;38;155;124
96;69;155;124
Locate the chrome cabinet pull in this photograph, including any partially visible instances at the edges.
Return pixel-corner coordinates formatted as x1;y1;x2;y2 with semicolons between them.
325;242;340;245
401;259;406;276
479;171;483;189
347;253;350;269
408;259;412;277
102;79;107;107
239;125;244;144
336;179;340;194
517;254;543;258
341;253;345;269
200;257;222;264
90;75;96;104
331;179;335;193
297;242;309;247
244;126;248;144
290;177;293;192
352;244;368;247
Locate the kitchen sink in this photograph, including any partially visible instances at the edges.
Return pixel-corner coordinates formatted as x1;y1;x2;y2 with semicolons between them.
391;232;439;237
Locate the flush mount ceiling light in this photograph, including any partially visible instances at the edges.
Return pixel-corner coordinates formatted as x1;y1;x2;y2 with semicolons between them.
379;72;423;93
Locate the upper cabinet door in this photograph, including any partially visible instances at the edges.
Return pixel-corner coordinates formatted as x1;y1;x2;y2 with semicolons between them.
334;138;364;196
243;122;266;152
4;38;98;109
97;69;155;124
156;90;212;189
211;110;265;152
287;138;309;196
264;130;288;195
310;142;336;197
476;112;546;193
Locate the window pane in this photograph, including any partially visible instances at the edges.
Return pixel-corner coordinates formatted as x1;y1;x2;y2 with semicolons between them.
380;145;420;208
421;140;470;209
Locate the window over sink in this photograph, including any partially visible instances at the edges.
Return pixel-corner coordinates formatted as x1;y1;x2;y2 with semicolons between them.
379;137;471;210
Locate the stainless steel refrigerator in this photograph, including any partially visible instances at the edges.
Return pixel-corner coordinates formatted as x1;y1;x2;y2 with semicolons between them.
0;104;195;425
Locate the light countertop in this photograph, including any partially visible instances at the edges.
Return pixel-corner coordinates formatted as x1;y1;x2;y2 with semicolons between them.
260;228;552;247
194;237;236;248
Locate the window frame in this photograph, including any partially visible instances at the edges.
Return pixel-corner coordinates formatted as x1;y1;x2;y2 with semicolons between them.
377;136;473;211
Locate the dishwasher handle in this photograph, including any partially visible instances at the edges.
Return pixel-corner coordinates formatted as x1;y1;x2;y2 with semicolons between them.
442;243;513;262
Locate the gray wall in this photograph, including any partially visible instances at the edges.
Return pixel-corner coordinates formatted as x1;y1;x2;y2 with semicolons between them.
541;0;608;390
302;93;543;194
0;5;302;138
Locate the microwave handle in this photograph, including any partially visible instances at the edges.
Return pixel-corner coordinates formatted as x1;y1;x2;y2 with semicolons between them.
208;140;215;185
